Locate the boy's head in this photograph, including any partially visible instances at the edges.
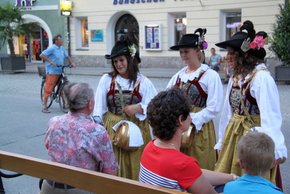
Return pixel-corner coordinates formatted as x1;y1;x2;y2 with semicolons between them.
238;132;275;176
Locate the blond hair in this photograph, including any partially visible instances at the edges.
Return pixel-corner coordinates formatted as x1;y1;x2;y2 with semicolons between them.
238;132;275;175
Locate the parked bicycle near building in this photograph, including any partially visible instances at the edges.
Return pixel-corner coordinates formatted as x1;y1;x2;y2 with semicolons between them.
38;64;72;113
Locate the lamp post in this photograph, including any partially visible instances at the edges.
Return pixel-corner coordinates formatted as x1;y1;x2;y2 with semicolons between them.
60;0;72;56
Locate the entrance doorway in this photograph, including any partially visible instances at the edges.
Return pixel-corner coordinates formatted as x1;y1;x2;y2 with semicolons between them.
115;14;139;47
19;27;49;62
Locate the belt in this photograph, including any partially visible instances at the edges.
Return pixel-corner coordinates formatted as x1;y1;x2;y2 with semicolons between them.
46;180;75;189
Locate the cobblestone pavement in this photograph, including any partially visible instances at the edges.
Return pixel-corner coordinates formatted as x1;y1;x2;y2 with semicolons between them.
0;72;289;193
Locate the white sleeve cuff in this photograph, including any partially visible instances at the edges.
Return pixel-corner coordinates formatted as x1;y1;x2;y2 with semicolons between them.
190;112;202;131
214;140;222;150
135;103;146;121
275;147;288;160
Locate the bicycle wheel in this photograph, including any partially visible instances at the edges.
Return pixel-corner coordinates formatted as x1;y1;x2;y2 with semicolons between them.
58;83;69;113
40;78;54;109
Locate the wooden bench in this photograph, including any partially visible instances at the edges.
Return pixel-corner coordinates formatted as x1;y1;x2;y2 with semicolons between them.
0;150;186;194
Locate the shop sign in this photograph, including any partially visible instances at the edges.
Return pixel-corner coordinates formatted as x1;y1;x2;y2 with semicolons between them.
113;0;165;5
15;0;36;7
144;24;161;51
91;30;104;42
60;0;73;16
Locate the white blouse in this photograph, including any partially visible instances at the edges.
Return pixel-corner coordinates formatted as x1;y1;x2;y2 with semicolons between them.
167;64;224;131
93;73;157;121
215;63;287;159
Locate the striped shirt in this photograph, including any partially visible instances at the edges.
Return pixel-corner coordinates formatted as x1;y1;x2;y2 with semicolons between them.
140;163;183;191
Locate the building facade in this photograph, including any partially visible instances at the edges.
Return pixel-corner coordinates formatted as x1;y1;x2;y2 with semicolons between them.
0;0;68;63
0;0;284;67
69;0;283;68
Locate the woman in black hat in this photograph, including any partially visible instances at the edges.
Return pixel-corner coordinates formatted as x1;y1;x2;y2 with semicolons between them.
215;21;287;188
167;29;223;171
92;39;157;180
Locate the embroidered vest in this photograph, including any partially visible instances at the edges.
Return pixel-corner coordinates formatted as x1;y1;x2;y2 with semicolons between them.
175;71;208;108
107;77;142;115
229;68;267;115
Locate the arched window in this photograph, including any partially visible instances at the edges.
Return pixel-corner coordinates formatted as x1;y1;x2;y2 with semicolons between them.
115;14;139;47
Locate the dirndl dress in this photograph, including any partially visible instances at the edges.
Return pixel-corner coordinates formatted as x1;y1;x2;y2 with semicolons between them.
103;77;151;180
215;79;278;184
176;71;216;170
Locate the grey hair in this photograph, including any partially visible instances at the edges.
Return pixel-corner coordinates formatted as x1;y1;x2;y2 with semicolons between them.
64;82;94;113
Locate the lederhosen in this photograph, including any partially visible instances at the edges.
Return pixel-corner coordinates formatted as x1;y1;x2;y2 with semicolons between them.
102;76;151;181
215;69;282;188
176;70;217;170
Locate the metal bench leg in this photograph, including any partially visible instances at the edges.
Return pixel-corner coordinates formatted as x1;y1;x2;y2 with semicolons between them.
0;175;5;194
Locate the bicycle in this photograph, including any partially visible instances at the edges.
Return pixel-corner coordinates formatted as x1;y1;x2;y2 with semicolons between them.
38;64;72;113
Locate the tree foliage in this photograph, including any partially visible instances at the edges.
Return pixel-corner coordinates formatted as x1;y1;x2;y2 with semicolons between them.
0;4;38;56
270;1;290;65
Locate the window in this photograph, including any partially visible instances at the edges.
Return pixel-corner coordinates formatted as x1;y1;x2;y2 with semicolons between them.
115;14;139;46
220;11;241;42
81;18;89;47
168;13;187;49
75;17;88;49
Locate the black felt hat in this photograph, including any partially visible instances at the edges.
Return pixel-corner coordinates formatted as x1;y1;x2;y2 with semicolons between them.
170;34;199;50
105;41;131;59
216;20;256;51
215;31;248;51
247;48;266;60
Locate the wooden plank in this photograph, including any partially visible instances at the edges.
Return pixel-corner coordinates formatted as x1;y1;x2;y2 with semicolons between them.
0;150;185;194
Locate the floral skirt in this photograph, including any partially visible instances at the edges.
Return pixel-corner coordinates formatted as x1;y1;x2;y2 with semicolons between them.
215;113;277;183
181;106;217;170
103;111;151;181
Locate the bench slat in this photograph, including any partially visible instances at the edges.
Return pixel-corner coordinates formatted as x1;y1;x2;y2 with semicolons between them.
0;150;185;194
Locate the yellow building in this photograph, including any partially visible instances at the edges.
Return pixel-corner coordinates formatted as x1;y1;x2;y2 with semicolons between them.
69;0;283;67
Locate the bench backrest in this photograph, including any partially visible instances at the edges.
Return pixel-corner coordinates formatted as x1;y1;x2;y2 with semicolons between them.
0;150;186;194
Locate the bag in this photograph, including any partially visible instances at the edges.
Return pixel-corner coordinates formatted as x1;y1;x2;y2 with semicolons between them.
113;122;139;151
181;124;196;148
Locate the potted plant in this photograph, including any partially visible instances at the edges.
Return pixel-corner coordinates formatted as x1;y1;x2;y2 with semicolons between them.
0;3;37;72
270;1;290;82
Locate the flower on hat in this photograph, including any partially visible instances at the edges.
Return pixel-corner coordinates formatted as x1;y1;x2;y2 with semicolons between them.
201;41;208;50
249;35;265;50
128;44;137;57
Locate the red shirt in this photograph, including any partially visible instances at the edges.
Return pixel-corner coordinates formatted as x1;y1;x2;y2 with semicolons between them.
140;140;202;190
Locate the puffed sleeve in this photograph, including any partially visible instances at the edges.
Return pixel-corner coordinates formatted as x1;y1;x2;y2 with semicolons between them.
135;75;158;121
250;71;287;159
190;70;224;131
93;74;110;119
166;71;180;89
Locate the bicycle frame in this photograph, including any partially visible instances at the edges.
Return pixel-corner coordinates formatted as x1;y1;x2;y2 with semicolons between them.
40;65;72;112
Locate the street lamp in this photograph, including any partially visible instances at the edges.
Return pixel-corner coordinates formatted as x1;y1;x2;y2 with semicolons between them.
59;0;73;55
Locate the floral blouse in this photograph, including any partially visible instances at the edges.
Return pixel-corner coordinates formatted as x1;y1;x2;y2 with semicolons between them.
45;112;118;175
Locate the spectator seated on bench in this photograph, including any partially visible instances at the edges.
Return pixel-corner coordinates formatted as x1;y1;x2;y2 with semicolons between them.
139;88;237;194
41;83;118;194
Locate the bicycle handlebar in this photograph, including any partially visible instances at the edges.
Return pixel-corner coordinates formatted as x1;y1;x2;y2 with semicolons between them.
56;64;73;68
